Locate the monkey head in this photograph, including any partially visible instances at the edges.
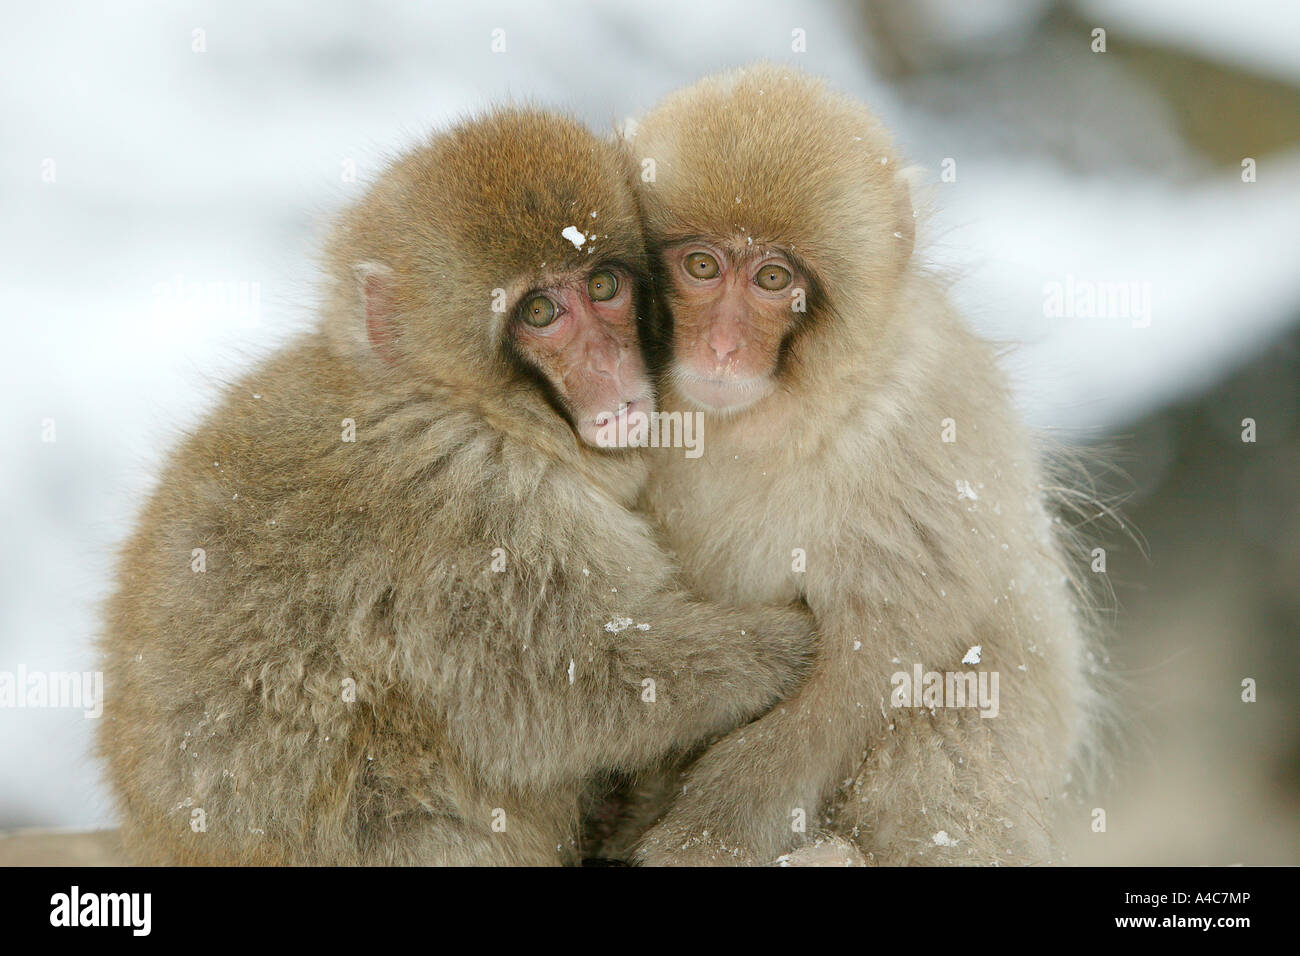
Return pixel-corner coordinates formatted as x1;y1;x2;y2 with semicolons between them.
632;63;916;414
324;108;655;447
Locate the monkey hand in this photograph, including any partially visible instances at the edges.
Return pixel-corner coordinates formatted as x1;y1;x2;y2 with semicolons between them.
630;720;816;867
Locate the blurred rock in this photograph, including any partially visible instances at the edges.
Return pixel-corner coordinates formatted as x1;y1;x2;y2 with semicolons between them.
0;828;127;866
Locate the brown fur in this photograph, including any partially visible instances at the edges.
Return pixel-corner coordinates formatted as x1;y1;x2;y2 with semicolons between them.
623;65;1096;865
98;108;815;866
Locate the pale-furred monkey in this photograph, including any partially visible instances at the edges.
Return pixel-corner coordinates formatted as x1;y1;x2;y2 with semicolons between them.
622;64;1097;865
98;108;817;866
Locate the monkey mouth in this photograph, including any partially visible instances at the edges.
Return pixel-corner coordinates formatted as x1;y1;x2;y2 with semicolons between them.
581;394;655;448
673;369;773;413
591;395;652;429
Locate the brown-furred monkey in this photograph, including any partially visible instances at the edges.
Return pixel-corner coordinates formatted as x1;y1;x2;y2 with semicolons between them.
623;64;1098;865
98;108;816;866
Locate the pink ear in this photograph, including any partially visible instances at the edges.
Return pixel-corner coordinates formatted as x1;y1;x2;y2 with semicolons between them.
355;262;398;364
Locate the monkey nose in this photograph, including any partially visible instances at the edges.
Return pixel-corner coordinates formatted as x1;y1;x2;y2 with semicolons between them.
706;320;742;362
707;336;741;362
585;344;627;383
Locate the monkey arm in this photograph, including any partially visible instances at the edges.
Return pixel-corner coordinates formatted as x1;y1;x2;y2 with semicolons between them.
629;617;866;867
825;597;1084;865
820;695;1064;865
409;544;817;794
632;581;1079;866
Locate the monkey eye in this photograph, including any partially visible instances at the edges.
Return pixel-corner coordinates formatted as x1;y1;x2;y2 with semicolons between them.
520;294;558;327
588;270;618;302
684;251;720;280
755;264;792;291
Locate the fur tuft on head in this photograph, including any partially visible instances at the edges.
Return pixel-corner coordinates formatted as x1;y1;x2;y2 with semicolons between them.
633;63;914;309
322;108;649;395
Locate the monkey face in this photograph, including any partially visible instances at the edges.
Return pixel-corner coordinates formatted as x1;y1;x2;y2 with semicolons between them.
659;240;805;413
327;108;657;451
508;263;654;447
632;65;917;412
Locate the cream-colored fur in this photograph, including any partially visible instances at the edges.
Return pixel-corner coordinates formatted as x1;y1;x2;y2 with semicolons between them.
626;64;1096;865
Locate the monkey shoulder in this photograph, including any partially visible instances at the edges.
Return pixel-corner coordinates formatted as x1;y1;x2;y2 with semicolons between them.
108;342;660;679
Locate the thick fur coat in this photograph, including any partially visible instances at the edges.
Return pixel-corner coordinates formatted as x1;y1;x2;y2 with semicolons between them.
625;65;1097;865
99;109;813;865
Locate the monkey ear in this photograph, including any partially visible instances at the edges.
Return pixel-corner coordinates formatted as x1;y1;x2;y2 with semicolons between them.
353;261;399;364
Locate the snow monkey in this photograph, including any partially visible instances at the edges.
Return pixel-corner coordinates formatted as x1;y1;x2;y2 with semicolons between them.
98;108;817;866
624;65;1096;865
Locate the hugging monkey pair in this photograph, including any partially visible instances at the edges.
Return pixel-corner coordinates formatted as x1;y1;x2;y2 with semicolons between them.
101;64;1093;866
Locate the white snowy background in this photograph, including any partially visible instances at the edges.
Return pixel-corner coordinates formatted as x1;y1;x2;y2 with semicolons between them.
2;0;1297;831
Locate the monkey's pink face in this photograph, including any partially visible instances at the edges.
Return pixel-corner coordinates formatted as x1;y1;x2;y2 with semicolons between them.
511;265;654;447
662;242;804;413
